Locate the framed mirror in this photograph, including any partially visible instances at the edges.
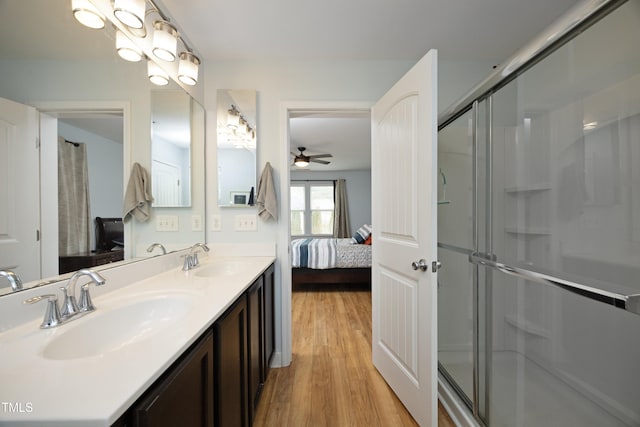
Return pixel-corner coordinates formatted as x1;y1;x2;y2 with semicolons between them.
217;89;257;207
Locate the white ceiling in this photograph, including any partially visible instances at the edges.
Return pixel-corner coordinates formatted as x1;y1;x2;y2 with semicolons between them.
158;0;581;172
2;0;584;170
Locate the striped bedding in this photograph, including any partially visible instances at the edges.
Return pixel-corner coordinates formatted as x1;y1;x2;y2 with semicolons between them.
291;238;371;269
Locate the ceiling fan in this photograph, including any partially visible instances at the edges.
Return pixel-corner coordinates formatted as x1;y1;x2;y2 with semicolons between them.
291;146;332;167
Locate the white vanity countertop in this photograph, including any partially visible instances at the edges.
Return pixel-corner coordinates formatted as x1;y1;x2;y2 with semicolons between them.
0;255;275;426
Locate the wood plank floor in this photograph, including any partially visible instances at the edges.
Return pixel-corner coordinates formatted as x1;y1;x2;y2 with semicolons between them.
253;283;456;427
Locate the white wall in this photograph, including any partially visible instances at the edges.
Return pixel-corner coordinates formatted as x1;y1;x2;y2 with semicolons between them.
203;57;495;362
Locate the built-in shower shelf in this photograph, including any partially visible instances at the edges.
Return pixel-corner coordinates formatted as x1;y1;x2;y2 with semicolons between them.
504;315;550;338
504;184;551;194
505;227;551;236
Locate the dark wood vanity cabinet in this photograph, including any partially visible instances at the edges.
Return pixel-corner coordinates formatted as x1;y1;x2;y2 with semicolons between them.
214;294;249;427
263;264;275;381
113;263;275;427
130;330;214;427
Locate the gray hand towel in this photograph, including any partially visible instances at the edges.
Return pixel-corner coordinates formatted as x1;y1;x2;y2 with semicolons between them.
123;162;154;222
257;162;278;221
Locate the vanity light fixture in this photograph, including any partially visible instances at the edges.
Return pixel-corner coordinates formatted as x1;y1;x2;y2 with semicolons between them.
113;0;146;30
178;52;200;85
116;30;143;62
227;105;241;129
152;21;178;62
72;0;106;29
147;60;169;86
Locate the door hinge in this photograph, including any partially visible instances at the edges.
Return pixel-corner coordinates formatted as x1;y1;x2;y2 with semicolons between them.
36;229;40;241
35;136;40;149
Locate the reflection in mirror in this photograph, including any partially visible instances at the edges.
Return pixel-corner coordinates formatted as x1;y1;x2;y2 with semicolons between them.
0;0;206;296
217;89;257;207
151;84;192;207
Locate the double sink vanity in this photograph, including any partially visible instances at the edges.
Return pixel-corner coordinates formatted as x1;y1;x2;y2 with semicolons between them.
0;246;276;426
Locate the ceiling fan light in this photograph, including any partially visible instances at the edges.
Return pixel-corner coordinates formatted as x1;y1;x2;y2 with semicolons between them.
178;52;200;85
72;0;105;29
116;30;143;62
147;60;169;86
113;0;146;29
294;158;309;168
152;21;178;62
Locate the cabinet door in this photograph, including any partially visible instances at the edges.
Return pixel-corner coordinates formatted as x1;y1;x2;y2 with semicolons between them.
247;276;264;421
262;264;275;381
214;295;249;427
132;331;214;427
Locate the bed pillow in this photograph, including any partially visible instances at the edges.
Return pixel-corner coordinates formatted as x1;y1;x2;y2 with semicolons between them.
352;224;372;244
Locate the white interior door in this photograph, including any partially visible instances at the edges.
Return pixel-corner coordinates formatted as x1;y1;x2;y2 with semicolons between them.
371;50;438;426
152;159;181;206
0;97;40;286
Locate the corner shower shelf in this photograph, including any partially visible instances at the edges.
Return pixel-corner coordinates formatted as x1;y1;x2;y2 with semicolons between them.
504;184;551;194
504;227;551;236
504;315;550;338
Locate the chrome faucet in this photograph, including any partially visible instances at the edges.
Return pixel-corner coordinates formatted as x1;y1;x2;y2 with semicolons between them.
24;269;106;329
0;270;23;292
61;269;106;318
147;243;167;255
23;294;62;329
183;243;210;271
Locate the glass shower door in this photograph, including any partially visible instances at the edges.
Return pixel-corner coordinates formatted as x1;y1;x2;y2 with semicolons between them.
437;108;475;408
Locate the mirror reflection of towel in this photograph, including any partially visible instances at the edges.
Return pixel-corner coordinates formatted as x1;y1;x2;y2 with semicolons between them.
257;162;278;221
123;162;154;222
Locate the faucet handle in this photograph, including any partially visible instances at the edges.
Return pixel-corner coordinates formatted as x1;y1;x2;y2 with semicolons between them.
60;286;80;319
78;283;96;312
24;294;62;329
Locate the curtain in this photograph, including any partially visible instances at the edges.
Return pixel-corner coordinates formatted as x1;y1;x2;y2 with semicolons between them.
333;178;351;238
58;137;91;256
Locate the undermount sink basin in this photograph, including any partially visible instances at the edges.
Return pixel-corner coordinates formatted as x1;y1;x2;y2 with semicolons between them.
41;295;194;360
194;260;250;278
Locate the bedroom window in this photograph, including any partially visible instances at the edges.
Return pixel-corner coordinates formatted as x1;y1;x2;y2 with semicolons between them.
290;181;334;236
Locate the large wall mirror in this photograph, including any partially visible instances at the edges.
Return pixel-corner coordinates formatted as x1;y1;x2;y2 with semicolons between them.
0;0;206;296
217;89;257;207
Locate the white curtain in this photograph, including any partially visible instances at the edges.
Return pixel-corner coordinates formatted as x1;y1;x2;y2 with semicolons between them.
58;137;91;256
333;178;351;238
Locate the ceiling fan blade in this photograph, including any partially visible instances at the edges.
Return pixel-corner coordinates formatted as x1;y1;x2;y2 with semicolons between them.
307;153;333;159
290;152;298;156
310;159;331;165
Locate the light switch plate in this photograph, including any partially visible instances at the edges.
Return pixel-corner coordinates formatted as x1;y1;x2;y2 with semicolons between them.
191;214;203;231
234;214;257;231
210;214;222;231
156;215;179;231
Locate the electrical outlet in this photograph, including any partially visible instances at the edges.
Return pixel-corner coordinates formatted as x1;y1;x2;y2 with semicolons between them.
210;214;222;231
234;214;257;231
191;214;203;231
156;215;179;231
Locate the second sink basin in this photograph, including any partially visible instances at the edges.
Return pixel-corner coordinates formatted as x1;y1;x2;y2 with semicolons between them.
194;260;250;278
41;294;194;360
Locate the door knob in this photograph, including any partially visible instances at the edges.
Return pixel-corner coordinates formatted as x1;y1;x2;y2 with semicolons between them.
411;259;428;272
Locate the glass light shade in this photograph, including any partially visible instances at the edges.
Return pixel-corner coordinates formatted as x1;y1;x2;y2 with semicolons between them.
152;21;178;62
116;31;143;62
113;0;146;29
295;159;309;168
227;108;240;128
147;60;169;86
72;0;105;29
178;52;200;85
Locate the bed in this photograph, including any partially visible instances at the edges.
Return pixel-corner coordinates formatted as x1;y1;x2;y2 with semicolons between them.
291;237;372;288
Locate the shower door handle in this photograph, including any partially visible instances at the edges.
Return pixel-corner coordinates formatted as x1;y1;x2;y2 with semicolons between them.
411;259;428;272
